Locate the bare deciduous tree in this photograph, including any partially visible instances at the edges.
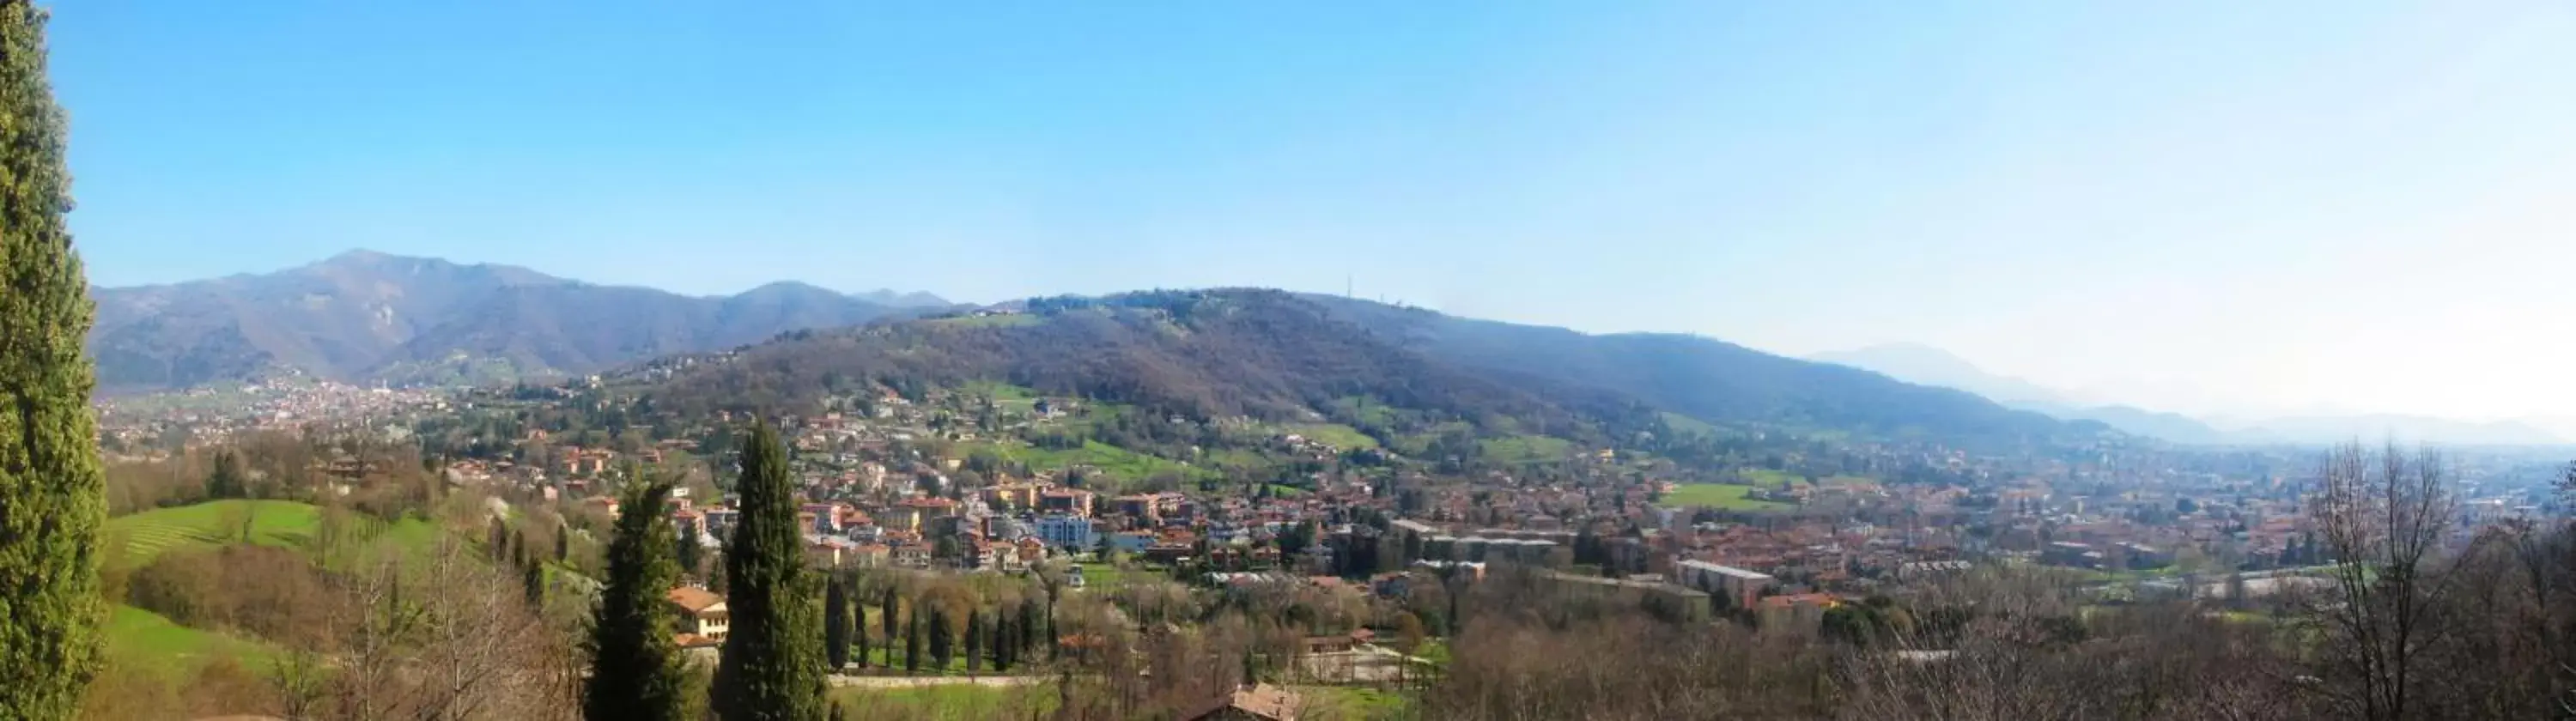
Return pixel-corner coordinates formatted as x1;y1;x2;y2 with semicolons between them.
2300;442;2466;721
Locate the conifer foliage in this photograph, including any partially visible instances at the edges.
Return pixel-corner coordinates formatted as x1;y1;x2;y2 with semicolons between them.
0;3;105;718
584;477;693;720
711;422;828;720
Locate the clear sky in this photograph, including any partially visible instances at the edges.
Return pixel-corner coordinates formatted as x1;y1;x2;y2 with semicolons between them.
47;1;2576;421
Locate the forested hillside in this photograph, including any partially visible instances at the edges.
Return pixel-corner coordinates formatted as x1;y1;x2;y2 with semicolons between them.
88;251;945;391
1302;294;2106;451
641;289;1653;445
624;289;2104;467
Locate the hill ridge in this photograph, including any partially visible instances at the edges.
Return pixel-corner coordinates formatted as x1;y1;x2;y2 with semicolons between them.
88;250;947;391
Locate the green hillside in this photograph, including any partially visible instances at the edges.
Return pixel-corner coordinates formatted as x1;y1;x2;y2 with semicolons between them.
106;500;322;565
104;604;278;677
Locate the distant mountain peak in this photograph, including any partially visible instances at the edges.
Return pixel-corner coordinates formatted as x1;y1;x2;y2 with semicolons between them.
86;250;945;391
737;280;841;297
855;288;953;308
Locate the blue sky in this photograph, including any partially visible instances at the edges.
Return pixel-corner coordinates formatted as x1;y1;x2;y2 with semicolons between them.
48;2;2576;420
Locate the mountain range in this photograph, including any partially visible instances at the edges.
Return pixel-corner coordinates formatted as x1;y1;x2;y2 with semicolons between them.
630;288;2105;453
1810;343;2566;446
81;250;2121;451
86;250;951;392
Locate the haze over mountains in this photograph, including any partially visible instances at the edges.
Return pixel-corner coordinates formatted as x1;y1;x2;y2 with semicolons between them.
87;250;951;391
1812;343;2567;447
88;251;2109;451
108;250;2553;450
639;288;2102;453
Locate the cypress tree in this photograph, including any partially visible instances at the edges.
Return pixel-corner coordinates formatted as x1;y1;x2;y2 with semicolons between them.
904;612;921;674
205;450;246;499
879;587;899;640
523;561;545;611
489;517;510;562
1019;598;1044;657
677;529;704;577
928;605;951;672
964;609;983;674
711;422;829;721
823;576;850;671
0;3;105;715
583;477;692;721
984;610;1005;675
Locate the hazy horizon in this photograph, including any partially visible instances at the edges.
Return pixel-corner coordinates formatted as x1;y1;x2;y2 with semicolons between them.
52;2;2576;421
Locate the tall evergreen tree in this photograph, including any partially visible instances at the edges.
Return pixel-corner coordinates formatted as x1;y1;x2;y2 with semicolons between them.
964;609;984;674
584;477;692;721
823;576;851;671
879;587;899;640
711;422;829;721
928;605;952;671
489;517;510;562
990;614;1010;671
205;450;246;499
0;3;104;715
523;561;545;610
904;612;922;674
1019;598;1046;657
677;528;704;577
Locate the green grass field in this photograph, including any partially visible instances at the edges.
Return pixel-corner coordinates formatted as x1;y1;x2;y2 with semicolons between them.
1738;469;1801;489
1330;396;1402;428
104;604;278;678
102;500;483;689
965;439;1217;488
1662;483;1793;511
829;683;1057;719
1277;423;1379;450
1294;685;1413;720
1477;434;1573;464
106;500;323;565
1072;560;1167;591
1657;411;1721;438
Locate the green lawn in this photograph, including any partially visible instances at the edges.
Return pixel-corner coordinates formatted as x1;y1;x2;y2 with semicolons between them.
829;683;1057;720
1477;434;1573;464
106;500;322;566
1739;469;1801;489
965;439;1216;488
1072;561;1167;591
1662;483;1793;511
1294;685;1414;720
1278;423;1379;450
958;381;1041;412
1657;411;1720;438
1330;396;1402;428
104;604;278;678
1415;639;1451;667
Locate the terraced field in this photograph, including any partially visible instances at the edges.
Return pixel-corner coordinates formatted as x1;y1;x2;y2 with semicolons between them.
106;500;323;565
